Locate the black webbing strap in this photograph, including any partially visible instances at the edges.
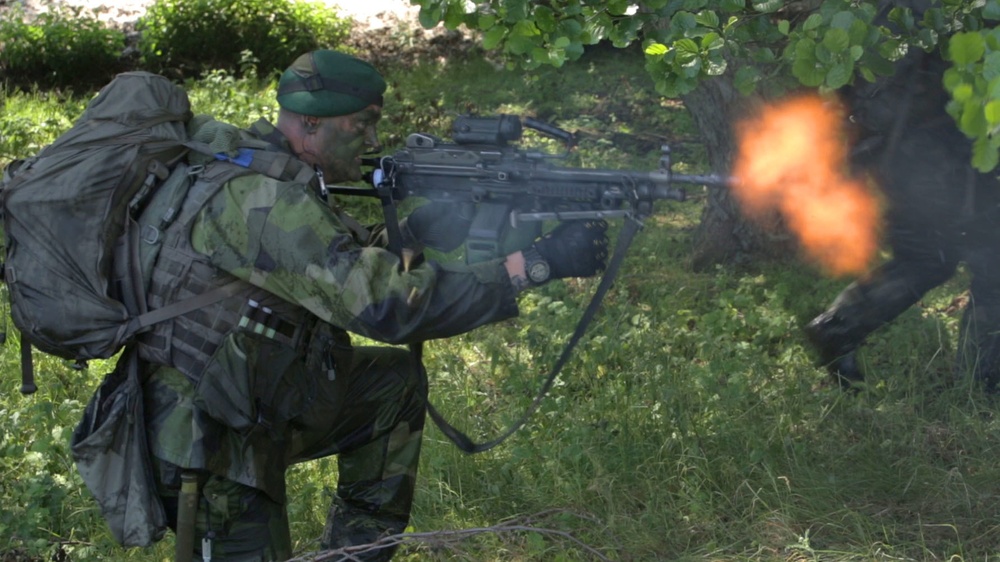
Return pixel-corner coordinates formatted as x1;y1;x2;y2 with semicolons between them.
19;337;35;395
422;215;644;453
126;279;246;333
376;181;405;258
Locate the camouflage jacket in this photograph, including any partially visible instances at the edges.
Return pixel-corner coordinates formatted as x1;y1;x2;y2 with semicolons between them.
143;118;519;501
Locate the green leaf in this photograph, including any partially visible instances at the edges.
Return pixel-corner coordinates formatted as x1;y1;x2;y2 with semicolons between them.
793;55;825;87
752;0;782;14
986;99;1000;126
826;60;854;89
972;134;999;172
695;10;720;28
830;10;855;30
777;20;790;35
506;33;536;55
418;6;443;28
701;32;724;51
564;40;585;61
443;3;465;30
533;5;557;33
671;11;698;32
720;0;746;12
512;19;540;37
734;65;760;95
558;18;583;39
802;13;823;32
482;26;506;50
822;28;850;53
984;51;1000;80
674;38;700;62
949;31;986;65
960;97;987;136
645;42;669;56
985;0;1000;20
477;14;496;30
706;52;727;75
608;0;632;15
751;46;777;63
953;82;975;103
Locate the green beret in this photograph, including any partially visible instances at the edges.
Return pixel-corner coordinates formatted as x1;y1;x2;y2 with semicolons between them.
276;50;386;117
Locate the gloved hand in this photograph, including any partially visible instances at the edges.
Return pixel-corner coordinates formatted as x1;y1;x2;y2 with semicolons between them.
523;220;609;284
400;201;475;252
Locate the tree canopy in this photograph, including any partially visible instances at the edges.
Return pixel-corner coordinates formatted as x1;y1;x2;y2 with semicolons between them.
413;0;1000;172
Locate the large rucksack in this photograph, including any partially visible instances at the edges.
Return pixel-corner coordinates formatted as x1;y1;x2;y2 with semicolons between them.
0;71;312;393
0;72;206;392
1;72;315;547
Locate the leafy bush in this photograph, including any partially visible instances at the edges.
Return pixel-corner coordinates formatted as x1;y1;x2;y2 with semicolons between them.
137;0;353;79
0;4;126;90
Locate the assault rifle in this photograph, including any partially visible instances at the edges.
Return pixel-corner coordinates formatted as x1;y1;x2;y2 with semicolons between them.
329;114;728;453
326;114;727;262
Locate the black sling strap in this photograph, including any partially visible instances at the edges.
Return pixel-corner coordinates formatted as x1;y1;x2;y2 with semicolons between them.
420;215;644;453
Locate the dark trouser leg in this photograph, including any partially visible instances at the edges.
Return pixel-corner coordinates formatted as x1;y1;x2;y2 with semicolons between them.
288;346;426;561
958;240;1000;390
805;230;957;387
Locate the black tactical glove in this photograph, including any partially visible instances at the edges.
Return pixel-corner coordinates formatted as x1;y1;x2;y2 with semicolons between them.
522;220;609;285
400;201;475;252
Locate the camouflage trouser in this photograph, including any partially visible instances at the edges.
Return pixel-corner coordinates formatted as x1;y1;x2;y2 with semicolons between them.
159;345;427;561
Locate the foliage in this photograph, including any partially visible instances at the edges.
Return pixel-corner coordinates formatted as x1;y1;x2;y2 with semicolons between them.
136;0;352;79
0;3;126;90
0;92;88;162
2;42;998;562
413;0;1000;172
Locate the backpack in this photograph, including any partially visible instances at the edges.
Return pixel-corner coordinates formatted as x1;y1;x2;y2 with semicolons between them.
0;71;313;394
1;72;316;547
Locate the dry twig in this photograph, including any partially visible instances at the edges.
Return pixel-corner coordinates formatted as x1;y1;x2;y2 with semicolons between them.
288;509;619;562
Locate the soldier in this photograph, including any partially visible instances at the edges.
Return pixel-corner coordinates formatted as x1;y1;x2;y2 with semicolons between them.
804;1;1000;391
137;49;609;560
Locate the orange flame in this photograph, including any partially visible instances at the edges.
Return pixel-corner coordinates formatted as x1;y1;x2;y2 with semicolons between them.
731;94;880;277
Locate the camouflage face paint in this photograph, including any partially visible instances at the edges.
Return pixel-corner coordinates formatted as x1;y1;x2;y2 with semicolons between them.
312;106;382;182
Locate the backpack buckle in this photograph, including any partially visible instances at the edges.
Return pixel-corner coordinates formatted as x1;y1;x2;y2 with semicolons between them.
141;224;160;245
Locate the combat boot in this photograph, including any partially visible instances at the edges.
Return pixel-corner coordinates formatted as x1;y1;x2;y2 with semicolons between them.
320;497;405;562
804;311;866;390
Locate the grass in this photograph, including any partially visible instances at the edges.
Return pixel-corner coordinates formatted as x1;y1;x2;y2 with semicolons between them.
2;43;998;562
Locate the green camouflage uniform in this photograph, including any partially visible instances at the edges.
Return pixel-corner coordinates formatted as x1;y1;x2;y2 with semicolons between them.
140;119;519;560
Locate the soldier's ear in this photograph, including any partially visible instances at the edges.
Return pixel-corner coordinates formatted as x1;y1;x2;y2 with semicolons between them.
302;115;321;134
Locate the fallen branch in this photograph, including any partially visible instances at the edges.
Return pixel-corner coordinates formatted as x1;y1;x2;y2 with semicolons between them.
288;509;619;562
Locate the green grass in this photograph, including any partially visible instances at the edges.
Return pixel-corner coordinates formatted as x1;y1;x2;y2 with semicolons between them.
2;45;997;562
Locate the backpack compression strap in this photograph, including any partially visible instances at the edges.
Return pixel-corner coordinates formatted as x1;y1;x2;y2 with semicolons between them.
18;280;246;395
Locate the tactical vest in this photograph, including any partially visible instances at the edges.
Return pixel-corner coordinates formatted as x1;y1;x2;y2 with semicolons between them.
135;157;335;431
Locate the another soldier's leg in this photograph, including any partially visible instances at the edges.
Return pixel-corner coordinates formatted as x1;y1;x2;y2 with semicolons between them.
806;224;958;387
957;234;1000;390
289;346;426;561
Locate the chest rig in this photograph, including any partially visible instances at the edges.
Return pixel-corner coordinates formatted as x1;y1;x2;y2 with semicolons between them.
135;157;320;382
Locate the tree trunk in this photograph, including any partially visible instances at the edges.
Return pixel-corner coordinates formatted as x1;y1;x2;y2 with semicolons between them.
680;73;796;271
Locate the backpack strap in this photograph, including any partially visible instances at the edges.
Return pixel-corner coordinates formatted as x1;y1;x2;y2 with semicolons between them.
125;279;246;334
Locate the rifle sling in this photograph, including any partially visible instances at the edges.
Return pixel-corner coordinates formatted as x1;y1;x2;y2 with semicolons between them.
421;215;644;453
